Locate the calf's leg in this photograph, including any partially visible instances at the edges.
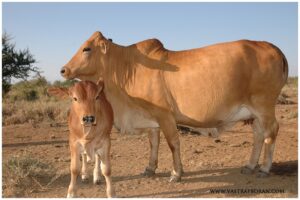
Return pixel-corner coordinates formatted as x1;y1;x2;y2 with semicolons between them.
99;141;115;198
81;153;89;182
93;154;102;184
67;146;80;198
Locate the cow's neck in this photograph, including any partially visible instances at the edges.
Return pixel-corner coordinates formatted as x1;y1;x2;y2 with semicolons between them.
104;44;136;88
103;43;171;108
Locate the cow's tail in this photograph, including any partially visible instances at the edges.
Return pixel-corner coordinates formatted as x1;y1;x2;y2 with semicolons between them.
270;43;289;86
281;52;289;86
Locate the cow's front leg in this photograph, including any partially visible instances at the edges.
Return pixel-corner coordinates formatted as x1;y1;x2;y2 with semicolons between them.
100;140;116;198
93;154;102;185
81;153;89;183
67;145;80;198
143;128;160;177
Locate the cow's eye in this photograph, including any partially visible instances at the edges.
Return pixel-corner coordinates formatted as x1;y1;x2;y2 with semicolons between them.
73;97;78;101
83;47;91;52
95;95;100;100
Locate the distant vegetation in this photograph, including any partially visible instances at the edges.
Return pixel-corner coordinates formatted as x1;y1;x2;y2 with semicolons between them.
3;77;77;126
286;76;298;86
2;33;40;95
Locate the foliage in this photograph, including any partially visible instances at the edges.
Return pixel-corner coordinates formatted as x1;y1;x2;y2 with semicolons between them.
2;33;40;95
53;79;78;88
5;77;49;101
3;77;74;125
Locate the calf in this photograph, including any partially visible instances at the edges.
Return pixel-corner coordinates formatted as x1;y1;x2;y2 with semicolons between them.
48;80;115;198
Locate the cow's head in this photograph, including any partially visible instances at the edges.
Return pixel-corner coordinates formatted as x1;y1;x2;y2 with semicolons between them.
60;31;110;82
47;79;104;131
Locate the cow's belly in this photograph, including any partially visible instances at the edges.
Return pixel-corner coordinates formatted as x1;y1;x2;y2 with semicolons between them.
178;105;254;137
114;109;159;134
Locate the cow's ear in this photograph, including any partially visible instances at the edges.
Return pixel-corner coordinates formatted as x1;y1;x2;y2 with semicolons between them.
47;87;70;99
99;41;107;54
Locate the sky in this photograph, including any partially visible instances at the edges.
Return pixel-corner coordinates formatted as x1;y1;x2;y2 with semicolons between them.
2;2;298;82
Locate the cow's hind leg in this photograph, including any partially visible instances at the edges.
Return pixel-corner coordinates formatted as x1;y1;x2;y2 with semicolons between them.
158;113;183;182
257;116;279;178
143;128;160;177
241;104;279;178
241;118;264;174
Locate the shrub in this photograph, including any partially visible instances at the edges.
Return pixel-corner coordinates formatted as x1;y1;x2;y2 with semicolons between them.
3;155;56;197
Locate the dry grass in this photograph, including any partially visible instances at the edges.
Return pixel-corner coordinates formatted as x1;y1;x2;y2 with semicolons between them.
287;111;298;119
281;77;298;97
3;99;70;126
2;155;56;197
3;77;75;126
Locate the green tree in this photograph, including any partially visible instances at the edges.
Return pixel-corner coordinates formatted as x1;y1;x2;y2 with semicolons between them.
2;33;40;95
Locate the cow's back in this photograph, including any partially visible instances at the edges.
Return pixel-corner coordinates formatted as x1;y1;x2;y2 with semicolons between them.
160;40;287;126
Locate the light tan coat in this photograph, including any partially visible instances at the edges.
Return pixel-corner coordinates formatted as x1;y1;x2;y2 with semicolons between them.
61;31;288;180
48;80;115;197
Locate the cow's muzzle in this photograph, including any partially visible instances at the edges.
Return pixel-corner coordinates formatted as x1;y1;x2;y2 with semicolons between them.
60;66;70;78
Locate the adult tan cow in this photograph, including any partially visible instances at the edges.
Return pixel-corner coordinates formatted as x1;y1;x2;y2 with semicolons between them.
60;31;288;182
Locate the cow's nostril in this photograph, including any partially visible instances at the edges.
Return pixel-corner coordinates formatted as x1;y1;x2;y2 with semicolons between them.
60;69;65;74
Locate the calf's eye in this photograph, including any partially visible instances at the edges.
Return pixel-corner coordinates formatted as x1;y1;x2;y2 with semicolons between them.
73;97;78;101
96;95;100;100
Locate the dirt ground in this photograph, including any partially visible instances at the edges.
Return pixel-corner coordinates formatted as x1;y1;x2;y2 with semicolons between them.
2;85;298;198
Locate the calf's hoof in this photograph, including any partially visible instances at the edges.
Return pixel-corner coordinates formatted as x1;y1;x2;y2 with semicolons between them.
81;175;89;183
93;178;101;185
169;175;181;182
256;170;269;178
241;166;254;175
142;167;155;177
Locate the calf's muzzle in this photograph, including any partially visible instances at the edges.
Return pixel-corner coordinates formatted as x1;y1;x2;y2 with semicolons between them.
82;115;96;125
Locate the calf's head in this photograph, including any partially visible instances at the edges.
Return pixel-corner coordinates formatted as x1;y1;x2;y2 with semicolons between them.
60;31;110;81
48;80;104;128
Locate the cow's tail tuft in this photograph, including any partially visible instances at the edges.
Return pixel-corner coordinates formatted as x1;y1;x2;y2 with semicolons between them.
281;52;289;85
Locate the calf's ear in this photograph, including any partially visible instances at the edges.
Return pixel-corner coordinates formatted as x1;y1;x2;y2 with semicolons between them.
96;77;104;93
47;87;69;99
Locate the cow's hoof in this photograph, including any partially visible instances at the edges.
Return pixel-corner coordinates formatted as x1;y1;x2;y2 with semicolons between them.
108;194;117;198
93;178;101;185
81;175;89;183
67;193;75;198
142;167;155;177
256;170;269;178
169;175;181;182
241;166;254;175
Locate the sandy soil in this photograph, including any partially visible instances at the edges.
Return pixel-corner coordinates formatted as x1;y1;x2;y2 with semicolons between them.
2;86;298;198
